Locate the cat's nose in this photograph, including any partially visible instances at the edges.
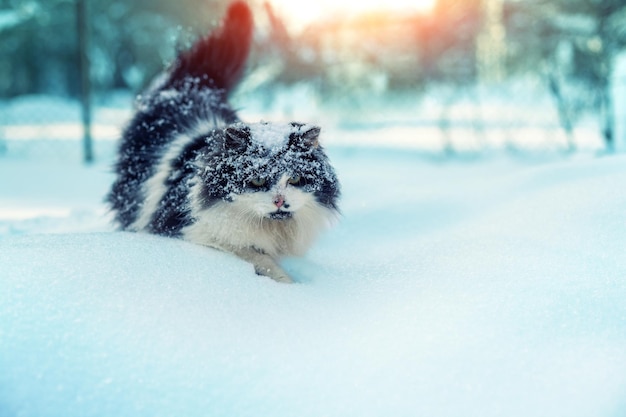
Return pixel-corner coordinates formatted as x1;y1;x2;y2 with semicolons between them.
273;195;285;208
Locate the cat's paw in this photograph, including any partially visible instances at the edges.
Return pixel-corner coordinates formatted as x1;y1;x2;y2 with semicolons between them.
254;265;293;284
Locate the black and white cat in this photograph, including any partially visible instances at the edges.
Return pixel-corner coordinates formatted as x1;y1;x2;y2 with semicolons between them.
107;1;340;283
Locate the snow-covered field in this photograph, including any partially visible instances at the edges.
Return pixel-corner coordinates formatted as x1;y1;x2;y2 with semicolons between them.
2;84;626;416
2;123;626;416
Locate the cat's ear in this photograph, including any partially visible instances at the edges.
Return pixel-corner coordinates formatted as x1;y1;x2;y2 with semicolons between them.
224;125;251;150
290;125;321;149
302;126;321;148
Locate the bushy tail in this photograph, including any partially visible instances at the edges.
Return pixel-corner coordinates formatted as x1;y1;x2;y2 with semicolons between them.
168;1;253;93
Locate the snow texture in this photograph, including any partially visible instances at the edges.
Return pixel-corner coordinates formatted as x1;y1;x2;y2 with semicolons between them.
248;121;314;150
2;145;626;417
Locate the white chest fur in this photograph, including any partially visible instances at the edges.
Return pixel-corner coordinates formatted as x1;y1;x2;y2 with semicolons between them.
182;178;337;258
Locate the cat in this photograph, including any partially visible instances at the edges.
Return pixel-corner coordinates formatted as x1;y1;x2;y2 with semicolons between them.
107;1;340;283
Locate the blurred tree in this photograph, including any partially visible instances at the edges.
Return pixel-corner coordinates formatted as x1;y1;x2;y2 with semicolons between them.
0;0;225;98
89;0;224;93
0;0;78;97
562;0;626;152
416;0;482;84
477;0;506;83
506;0;626;152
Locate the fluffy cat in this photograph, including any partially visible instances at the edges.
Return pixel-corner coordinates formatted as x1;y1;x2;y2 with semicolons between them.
107;1;340;283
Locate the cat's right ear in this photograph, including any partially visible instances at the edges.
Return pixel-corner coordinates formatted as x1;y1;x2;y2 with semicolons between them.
224;125;251;150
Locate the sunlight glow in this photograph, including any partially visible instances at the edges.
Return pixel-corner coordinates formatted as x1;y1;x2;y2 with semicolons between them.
266;0;436;28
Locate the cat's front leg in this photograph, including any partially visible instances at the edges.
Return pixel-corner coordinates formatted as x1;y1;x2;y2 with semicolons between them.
254;262;293;284
233;247;293;284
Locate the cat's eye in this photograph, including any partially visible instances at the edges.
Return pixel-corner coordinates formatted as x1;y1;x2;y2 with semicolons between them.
250;177;266;187
288;175;301;185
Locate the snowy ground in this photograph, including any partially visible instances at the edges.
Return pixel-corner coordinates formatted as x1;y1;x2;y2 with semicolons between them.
1;128;626;416
1;84;626;416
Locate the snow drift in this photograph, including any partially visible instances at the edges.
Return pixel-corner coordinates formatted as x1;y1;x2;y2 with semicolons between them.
1;149;626;417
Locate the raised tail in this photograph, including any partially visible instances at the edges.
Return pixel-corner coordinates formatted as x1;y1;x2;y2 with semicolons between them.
167;1;253;93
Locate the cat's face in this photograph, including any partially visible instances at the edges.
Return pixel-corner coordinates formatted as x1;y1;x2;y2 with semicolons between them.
230;173;318;220
197;122;340;220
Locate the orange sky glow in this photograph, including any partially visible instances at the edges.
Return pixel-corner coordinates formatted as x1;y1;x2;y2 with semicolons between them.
266;0;436;29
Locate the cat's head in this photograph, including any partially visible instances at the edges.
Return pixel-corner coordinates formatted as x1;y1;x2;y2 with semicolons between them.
197;122;340;221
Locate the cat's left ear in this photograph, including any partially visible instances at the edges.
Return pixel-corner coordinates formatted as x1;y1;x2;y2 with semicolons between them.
291;125;321;149
224;124;251;150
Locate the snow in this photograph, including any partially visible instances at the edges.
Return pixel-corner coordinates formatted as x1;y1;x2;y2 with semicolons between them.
2;132;626;416
248;121;295;149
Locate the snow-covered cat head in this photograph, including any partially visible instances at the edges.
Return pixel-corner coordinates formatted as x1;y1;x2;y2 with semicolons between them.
196;121;340;221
